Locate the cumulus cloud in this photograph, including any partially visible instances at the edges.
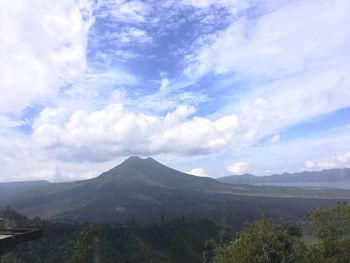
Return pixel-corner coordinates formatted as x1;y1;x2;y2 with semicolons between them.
32;104;241;162
227;161;249;175
0;0;94;115
0;136;132;181
187;168;207;177
0;133;118;182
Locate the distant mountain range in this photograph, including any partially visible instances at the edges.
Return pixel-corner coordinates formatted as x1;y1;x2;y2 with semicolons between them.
0;157;349;227
217;168;350;189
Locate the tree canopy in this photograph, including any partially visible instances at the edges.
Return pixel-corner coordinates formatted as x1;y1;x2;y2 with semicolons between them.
213;203;350;263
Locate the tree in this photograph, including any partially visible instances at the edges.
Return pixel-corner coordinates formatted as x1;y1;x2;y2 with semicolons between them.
305;202;350;263
212;218;305;263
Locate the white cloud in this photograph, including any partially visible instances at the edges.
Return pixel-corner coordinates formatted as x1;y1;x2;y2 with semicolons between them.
99;0;149;23
315;162;337;169
0;0;94;115
187;168;207;176
184;0;350;145
1;0;350;182
113;50;140;61
182;0;249;14
305;161;315;169
127;27;151;42
0;116;25;130
124;77;210;113
0;133;119;182
215;115;239;132
63;69;136;102
103;27;152;45
225;125;350;175
32;103;242;162
337;151;350;163
185;0;350;79
227;161;249;175
305;150;350;171
305;161;336;170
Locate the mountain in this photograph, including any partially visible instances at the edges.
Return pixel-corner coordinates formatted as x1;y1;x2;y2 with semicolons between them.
1;157;349;227
97;156;226;191
218;168;350;189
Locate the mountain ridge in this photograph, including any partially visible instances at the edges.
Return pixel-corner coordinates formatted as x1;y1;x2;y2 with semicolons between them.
218;168;350;187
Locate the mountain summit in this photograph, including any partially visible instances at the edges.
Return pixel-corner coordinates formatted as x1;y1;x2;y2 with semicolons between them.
119;156;159;166
97;156;220;191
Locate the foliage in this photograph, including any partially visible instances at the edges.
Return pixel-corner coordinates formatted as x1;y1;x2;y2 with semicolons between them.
4;203;350;263
304;202;350;263
1;211;231;263
0;207;31;228
212;202;350;263
65;218;231;263
64;224;156;263
1;220;78;263
212;218;305;263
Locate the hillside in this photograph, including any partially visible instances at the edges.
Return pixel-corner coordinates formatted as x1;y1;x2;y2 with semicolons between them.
1;157;349;226
0;181;50;202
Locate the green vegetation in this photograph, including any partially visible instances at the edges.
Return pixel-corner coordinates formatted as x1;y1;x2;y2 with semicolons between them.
64;218;229;263
0;209;78;263
1;209;232;263
212;203;350;263
303;202;350;263
2;203;350;262
212;219;305;263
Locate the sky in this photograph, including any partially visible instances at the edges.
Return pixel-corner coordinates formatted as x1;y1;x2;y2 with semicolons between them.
0;0;350;182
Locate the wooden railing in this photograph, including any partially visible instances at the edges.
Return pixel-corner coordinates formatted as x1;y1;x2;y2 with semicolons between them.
0;229;42;256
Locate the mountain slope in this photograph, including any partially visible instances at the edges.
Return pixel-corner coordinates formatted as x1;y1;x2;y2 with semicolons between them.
0;181;50;202
97;156;225;191
2;157;349;226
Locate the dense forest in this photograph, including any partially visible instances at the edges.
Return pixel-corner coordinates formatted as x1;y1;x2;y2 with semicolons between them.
1;210;232;263
2;203;350;262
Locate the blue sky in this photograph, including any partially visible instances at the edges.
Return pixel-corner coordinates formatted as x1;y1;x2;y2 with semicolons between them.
0;0;350;181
